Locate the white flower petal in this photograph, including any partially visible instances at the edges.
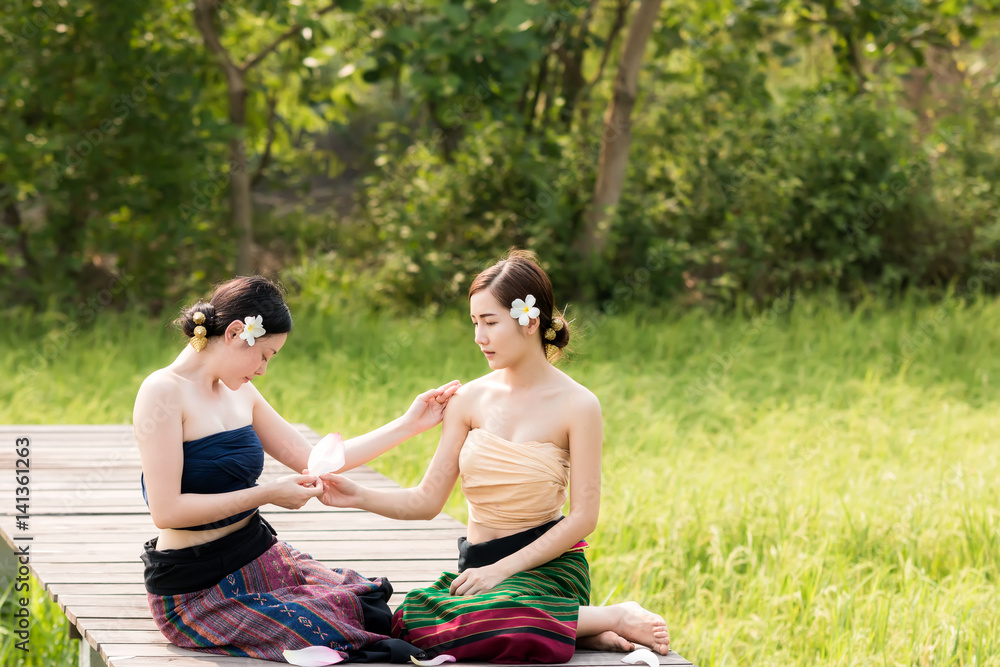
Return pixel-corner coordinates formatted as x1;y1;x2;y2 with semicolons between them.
308;433;346;476
622;648;660;667
283;645;345;666
511;298;526;310
518;313;530;326
526;306;540;319
525;294;535;307
410;656;456;666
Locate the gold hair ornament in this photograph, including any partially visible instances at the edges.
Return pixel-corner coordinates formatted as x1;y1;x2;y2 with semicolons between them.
190;311;208;352
544;316;565;341
545;343;558;362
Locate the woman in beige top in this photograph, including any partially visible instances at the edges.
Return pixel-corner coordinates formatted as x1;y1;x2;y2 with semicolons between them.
318;250;671;663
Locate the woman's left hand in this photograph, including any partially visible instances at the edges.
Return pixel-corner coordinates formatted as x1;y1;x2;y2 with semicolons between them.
402;380;462;434
449;564;508;596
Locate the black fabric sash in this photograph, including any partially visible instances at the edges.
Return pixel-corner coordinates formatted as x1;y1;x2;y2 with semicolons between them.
457;517;564;572
141;511;276;595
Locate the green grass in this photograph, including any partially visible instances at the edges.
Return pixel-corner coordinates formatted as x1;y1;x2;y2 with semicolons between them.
0;576;76;666
2;293;1000;666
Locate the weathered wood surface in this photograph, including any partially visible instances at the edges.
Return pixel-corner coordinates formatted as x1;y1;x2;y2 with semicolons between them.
0;425;692;667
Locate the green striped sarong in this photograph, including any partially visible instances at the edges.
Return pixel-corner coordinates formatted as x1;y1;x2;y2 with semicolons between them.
391;546;590;663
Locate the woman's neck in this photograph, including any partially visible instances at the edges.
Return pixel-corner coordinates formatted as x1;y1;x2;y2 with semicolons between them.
172;346;224;391
499;351;554;390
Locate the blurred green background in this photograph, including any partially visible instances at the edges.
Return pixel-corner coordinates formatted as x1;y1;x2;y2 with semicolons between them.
3;0;1000;665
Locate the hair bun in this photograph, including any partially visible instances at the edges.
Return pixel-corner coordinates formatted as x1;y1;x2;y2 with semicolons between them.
550;316;571;350
180;302;217;338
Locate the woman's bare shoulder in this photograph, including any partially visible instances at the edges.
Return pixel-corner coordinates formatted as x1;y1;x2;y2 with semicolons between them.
134;368;184;420
553;369;601;413
453;372;501;400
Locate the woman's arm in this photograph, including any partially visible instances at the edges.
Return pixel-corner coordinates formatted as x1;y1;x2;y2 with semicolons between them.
252;380;462;475
317;387;471;520
135;376;321;530
339;380;462;472
449;390;603;596
249;384;315;473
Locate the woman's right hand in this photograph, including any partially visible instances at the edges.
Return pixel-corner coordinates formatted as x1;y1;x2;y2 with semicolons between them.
316;473;364;508
268;474;324;509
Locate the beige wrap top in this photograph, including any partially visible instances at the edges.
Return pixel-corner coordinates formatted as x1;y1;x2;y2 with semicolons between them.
458;428;569;531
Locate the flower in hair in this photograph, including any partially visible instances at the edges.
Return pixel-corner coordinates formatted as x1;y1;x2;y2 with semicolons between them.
510;295;540;326
239;315;266;346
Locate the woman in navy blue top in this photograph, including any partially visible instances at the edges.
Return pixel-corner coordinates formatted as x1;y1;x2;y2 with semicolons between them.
134;275;459;663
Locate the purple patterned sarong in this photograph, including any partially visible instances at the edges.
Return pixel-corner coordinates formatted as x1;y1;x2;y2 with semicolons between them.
145;535;394;662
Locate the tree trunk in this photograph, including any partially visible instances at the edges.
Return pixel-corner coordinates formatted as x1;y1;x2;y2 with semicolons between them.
1;188;42;297
229;81;253;275
557;0;601;128
575;0;662;260
193;1;337;275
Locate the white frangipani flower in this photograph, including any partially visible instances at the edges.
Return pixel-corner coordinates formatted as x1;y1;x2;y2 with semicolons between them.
510;295;540;326
239;315;266;346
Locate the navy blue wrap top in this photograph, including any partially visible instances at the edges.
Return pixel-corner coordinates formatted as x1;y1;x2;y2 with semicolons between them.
141;424;265;530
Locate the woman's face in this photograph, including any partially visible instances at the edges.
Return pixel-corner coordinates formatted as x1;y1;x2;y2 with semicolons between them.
220;329;287;391
469;289;537;370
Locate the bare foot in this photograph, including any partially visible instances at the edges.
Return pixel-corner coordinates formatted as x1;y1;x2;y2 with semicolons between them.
614;601;671;655
577;630;635;652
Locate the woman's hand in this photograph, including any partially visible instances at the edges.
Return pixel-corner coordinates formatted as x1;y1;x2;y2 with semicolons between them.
316;473;364;509
402;380;462;435
449;564;509;596
267;474;323;509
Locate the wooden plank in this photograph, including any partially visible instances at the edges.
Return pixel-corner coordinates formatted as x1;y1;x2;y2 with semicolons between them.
0;512;464;531
31;540;458;558
78;617;160;631
41;568;448;585
96;641;690;666
24;528;467;545
106;655;291;667
90;632;693;667
1;424;695;667
48;580;434;597
56;592;412;609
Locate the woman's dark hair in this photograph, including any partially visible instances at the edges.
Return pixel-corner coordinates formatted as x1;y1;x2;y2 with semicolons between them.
177;275;292;343
469;249;570;361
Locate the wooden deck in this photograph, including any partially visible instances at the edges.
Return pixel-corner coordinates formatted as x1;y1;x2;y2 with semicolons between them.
0;425;693;667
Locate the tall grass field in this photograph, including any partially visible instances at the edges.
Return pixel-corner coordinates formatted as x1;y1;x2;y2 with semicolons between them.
2;294;999;666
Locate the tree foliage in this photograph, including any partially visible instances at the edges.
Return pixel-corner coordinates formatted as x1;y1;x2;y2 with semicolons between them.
1;0;998;313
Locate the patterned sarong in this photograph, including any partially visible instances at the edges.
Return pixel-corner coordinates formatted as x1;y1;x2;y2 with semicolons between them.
148;539;395;662
391;545;590;663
